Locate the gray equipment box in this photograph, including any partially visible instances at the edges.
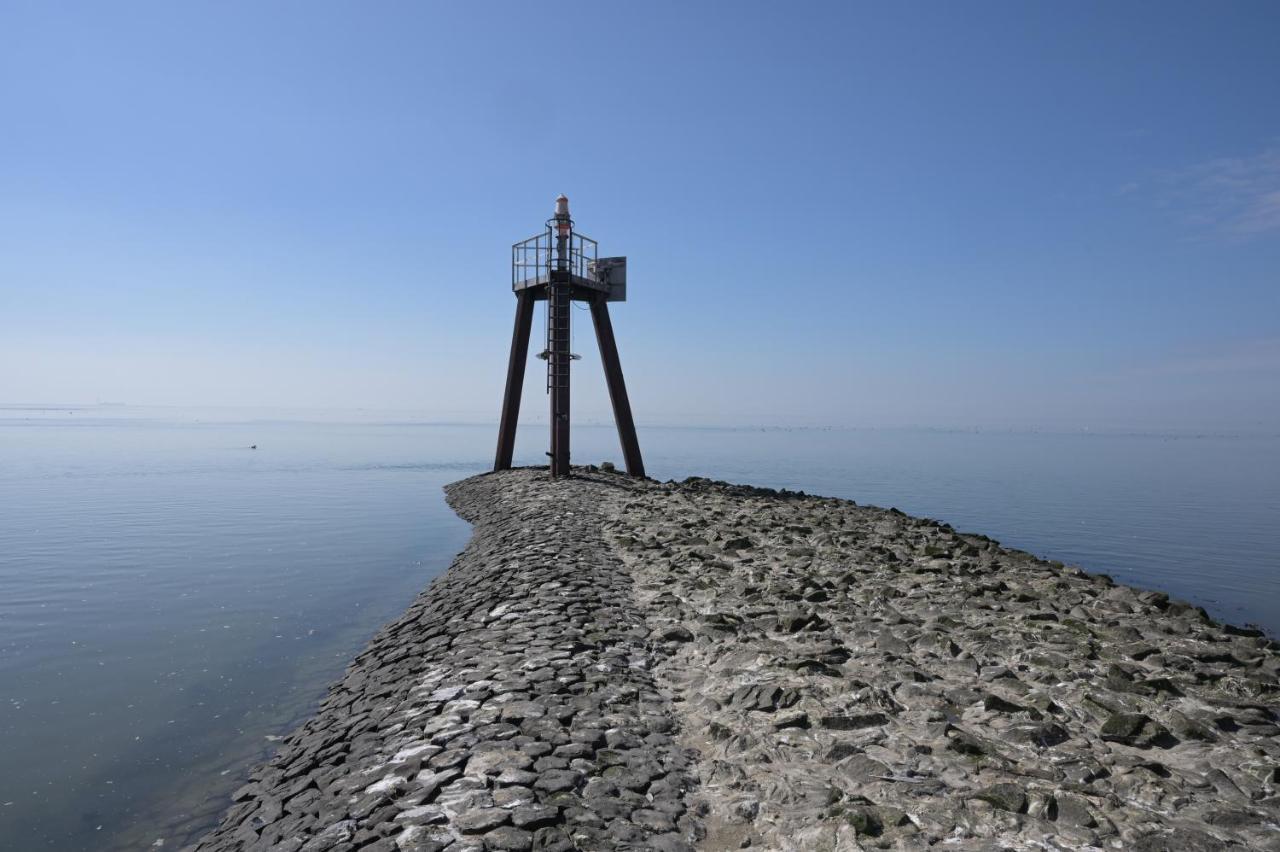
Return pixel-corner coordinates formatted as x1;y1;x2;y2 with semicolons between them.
590;257;627;302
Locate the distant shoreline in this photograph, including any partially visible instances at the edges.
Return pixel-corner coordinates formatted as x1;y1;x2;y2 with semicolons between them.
2;403;1275;440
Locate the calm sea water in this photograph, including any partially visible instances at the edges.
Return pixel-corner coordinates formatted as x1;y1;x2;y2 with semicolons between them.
1;407;1277;850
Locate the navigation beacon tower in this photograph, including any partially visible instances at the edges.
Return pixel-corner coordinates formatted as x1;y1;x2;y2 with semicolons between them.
494;195;644;478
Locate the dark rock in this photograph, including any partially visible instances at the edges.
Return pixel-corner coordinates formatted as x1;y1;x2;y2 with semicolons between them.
820;712;887;730
483;826;534;851
632;808;677;832
945;728;989;756
776;612;829;633
1100;713;1174;748
972;783;1027;813
533;769;581;794
729;685;799;712
841;805;883;836
772;711;810;729
660;625;694;642
512;805;559;830
982;694;1028;714
495;768;539;787
1052;793;1096;827
530;826;574;851
455;808;512;834
1007;721;1070;747
786;658;843;677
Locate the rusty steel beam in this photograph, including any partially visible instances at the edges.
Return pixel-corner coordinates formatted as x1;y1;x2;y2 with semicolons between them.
590;295;645;478
494;289;534;471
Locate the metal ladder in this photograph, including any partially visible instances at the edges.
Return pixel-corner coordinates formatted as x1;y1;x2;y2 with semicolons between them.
546;279;570;393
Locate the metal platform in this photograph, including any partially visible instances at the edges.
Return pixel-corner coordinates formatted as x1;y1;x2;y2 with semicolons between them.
512;229;626;301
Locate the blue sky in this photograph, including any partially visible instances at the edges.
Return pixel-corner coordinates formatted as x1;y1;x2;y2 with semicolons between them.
2;1;1278;430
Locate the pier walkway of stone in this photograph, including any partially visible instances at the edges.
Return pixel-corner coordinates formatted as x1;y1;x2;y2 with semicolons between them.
190;469;1280;851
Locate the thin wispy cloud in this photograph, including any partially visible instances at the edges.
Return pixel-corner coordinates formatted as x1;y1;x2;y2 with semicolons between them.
1160;145;1280;239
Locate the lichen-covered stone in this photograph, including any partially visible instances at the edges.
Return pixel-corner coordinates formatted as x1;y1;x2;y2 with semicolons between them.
609;472;1280;850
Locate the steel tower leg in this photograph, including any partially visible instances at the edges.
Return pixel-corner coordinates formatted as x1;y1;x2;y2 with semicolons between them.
590;296;645;478
494;290;534;471
548;273;571;476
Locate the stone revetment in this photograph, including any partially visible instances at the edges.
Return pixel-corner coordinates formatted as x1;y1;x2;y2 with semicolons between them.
189;468;1280;851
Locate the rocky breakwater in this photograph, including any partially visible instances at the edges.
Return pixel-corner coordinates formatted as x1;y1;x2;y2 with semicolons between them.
189;469;699;852
191;468;1280;851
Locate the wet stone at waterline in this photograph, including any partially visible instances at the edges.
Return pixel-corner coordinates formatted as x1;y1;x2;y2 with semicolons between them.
191;469;1280;851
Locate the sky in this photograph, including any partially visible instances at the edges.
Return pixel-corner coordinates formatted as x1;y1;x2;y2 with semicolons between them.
1;1;1278;431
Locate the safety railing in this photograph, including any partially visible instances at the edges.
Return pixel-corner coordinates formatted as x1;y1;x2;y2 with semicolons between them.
512;226;598;289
